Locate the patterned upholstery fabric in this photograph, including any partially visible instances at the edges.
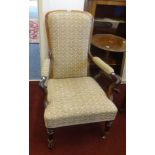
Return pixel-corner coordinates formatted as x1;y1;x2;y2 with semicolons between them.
92;57;114;74
46;11;93;78
41;58;50;77
43;11;118;129
44;77;117;128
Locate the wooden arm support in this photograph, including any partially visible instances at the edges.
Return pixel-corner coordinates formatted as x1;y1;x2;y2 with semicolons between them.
39;58;51;92
39;76;47;91
107;73;121;100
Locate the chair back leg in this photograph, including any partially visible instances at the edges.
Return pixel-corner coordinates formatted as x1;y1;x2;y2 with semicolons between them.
102;121;113;139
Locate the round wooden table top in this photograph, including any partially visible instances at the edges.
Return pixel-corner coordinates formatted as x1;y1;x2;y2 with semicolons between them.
92;34;126;52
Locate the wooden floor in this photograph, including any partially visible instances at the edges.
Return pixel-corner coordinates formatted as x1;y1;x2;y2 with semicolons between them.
29;81;126;155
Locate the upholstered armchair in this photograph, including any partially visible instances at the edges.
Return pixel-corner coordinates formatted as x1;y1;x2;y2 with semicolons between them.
39;10;120;149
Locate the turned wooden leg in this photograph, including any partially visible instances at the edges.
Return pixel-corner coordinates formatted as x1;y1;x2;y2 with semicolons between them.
101;121;113;139
47;128;54;149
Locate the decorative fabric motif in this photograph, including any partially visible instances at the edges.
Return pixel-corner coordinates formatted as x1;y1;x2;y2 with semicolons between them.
92;57;114;74
43;11;118;129
44;77;118;128
41;58;50;77
29;19;39;43
46;11;93;78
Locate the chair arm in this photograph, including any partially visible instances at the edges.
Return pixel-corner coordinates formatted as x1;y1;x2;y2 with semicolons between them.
89;54;121;100
107;73;121;100
92;56;114;75
39;59;50;90
39;76;47;90
41;58;50;77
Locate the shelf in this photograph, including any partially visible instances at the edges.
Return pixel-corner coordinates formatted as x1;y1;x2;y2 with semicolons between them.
94;18;126;33
95;18;126;24
108;55;122;66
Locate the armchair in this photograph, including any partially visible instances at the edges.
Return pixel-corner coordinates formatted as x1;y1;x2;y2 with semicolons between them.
39;10;120;149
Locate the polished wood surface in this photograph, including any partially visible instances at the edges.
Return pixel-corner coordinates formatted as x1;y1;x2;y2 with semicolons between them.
92;34;126;52
88;0;126;16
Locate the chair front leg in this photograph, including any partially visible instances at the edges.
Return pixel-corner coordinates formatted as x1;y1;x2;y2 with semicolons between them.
101;121;113;139
47;128;54;149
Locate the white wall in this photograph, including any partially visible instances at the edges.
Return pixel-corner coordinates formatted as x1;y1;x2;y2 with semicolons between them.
42;0;85;11
121;59;126;83
38;0;85;74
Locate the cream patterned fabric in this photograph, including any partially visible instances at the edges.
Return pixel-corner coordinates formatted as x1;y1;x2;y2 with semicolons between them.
44;77;117;128
41;58;50;77
92;57;114;74
46;11;93;78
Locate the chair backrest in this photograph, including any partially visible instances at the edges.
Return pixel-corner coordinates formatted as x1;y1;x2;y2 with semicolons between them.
45;10;93;79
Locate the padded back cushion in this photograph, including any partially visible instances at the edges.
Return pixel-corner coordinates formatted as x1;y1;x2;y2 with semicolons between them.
46;11;93;78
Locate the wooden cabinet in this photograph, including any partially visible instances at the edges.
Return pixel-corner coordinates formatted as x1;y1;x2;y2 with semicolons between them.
85;0;126;76
87;0;126;16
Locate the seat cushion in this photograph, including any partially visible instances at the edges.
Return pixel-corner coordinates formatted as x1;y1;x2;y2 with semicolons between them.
44;77;117;128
